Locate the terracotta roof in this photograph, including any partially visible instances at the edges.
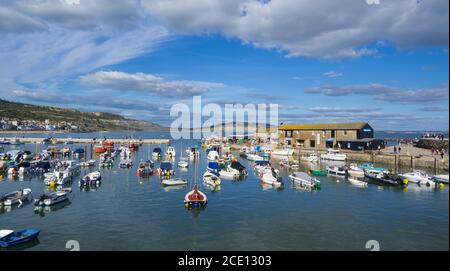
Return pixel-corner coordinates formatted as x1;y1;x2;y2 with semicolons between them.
278;122;369;130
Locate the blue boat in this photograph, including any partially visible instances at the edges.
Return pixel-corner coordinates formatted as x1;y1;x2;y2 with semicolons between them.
0;229;40;248
207;162;221;173
72;148;85;155
359;163;388;173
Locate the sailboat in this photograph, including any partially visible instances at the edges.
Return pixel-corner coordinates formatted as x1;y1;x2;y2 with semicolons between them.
184;159;207;208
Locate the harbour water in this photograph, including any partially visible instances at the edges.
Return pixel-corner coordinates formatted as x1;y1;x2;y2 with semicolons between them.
0;132;448;251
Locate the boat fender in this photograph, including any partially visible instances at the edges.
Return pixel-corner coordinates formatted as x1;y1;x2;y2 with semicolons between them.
439;183;445;189
403;179;409;185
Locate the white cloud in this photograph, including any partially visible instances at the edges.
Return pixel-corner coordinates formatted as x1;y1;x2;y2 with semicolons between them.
79;71;224;97
323;71;343;78
142;0;448;59
305;83;449;104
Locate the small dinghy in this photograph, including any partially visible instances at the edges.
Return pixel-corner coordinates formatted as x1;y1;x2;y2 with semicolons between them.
254;160;271;174
203;171;221;187
161;178;188;186
365;172;408;186
178;160;189;168
347;163;365;177
184;184;207;208
0;188;32;206
308;169;327;177
79;171;102;187
34;188;72;207
152;147;162;159
119;159;133;168
0;229;40;248
300;152;319;163
326;166;347;177
80;159;96;167
289;172;321;189
348;177;368;187
359;163;388;174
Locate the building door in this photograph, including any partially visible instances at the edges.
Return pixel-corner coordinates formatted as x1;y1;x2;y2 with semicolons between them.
310;140;315;148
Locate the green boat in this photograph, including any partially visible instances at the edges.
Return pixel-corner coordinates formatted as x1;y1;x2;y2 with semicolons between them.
308;169;327;176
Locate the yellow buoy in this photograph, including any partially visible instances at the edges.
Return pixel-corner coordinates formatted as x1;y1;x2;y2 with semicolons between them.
439;183;445;189
403;179;409;185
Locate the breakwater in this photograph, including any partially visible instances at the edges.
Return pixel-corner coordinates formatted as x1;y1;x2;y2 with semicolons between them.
1;137;171;145
416;138;449;150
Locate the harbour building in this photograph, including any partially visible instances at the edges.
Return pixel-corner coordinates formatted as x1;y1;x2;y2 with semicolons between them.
277;122;384;151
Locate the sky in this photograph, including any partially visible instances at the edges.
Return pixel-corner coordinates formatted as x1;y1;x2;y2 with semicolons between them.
0;0;448;131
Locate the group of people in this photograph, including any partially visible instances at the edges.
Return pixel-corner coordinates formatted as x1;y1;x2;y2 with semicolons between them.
422;133;446;140
393;146;402;154
431;147;448;160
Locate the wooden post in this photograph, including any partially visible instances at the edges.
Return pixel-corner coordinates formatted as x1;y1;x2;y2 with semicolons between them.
411;156;414;170
434;157;437;175
394;155;398;174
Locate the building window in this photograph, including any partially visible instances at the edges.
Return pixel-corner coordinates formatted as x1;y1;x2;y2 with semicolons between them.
331;130;335;138
344;130;347;135
285;130;293;137
310;140;315;148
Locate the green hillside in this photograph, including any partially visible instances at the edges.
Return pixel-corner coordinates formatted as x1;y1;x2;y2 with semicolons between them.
0;99;167;132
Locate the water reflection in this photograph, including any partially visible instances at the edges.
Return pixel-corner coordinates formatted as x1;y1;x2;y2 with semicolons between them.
34;200;72;217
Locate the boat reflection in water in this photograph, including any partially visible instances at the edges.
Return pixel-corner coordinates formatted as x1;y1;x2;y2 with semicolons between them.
0;237;40;251
185;205;207;219
261;183;284;192
203;183;221;192
34;200;72;217
162;184;187;192
79;183;101;192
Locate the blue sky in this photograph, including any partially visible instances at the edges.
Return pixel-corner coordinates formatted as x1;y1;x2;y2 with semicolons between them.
0;0;448;131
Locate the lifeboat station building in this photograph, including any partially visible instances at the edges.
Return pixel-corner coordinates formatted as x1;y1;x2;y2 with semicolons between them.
277;122;384;151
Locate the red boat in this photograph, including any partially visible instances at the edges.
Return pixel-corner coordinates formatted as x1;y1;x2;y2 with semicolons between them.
95;140;114;153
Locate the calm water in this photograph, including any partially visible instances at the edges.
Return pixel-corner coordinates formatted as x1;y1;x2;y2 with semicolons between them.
0;132;448;251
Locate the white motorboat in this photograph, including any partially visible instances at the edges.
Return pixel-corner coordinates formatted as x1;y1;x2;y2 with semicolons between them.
203;172;221;187
207;150;219;161
289;172;321;189
178;160;189;168
119;159;133;168
44;170;72;186
218;167;239;179
254;161;271;174
433;174;449;184
398;170;436;187
326;166;347;177
152;147;162;159
260;170;283;187
60;160;80;177
347;163;365;177
300;152;319;163
79;171;102;186
161;178;188;186
321;149;347;161
348;177;368;187
166;146;176;158
246;153;264;161
0;188;32;206
34;188;71;207
271;148;294;156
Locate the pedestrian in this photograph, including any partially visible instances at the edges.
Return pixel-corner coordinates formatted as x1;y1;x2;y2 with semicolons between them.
431;147;435;155
398;146;401;154
394;146;397;154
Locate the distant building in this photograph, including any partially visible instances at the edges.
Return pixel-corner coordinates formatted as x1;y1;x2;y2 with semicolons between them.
278;122;384;150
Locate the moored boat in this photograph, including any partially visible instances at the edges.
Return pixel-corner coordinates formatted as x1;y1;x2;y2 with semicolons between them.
365;171;408;186
347;163;365;177
34;188;72;206
203;171;221;187
152;147;162;159
0;229;40;248
161;178;188;186
289;172;321;189
398;170;436;187
326;166;347;177
300;152;319;163
348;177;368;187
308;169;327;177
320;149;347;161
79;171;102;187
0;188;32;206
271;147;294;156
